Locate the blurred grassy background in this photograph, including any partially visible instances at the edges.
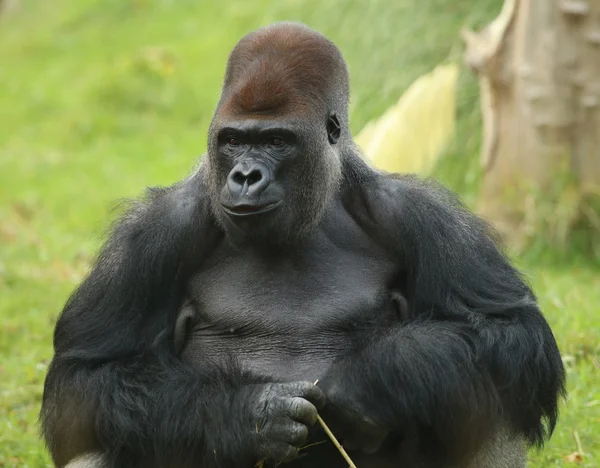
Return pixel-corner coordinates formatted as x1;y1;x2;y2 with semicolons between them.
0;0;598;466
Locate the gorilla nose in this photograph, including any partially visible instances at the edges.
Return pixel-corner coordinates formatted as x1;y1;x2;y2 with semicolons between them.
227;161;271;198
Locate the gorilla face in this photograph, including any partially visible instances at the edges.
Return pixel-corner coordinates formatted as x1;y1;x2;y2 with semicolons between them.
207;114;342;245
216;120;296;222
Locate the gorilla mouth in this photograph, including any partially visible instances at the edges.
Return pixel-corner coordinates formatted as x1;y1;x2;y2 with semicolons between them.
221;201;281;217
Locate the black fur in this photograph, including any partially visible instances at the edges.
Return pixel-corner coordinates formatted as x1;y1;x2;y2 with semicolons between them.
41;22;565;468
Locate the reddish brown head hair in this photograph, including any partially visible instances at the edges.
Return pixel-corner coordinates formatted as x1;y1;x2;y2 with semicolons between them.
215;22;350;123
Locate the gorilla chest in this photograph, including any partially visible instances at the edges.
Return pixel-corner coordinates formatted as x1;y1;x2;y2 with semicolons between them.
181;243;399;381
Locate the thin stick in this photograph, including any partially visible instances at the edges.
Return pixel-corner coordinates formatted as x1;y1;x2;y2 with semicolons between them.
313;379;358;468
316;413;357;468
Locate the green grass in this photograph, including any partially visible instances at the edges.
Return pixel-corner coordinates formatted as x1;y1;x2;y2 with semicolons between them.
0;1;598;466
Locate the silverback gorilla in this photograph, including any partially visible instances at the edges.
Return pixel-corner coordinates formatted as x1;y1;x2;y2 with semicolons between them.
41;22;565;468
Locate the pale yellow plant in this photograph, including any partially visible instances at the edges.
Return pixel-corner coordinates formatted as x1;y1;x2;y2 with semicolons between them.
356;63;459;176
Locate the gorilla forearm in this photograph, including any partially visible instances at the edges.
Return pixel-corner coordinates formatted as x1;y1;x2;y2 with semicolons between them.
44;356;325;468
321;321;495;448
322;309;560;457
42;357;255;467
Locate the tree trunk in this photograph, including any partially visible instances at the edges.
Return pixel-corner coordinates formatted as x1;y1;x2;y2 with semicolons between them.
462;0;600;250
0;0;18;15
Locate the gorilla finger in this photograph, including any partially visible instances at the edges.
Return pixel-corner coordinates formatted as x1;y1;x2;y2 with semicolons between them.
265;419;309;447
269;396;316;424
286;397;319;426
281;381;326;409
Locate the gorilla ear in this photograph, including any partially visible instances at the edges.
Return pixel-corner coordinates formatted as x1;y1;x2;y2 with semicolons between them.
327;114;341;144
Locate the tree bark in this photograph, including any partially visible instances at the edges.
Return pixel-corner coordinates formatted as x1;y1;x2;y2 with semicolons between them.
462;0;600;249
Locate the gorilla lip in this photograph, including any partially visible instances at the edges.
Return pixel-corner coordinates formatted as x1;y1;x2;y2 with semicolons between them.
221;201;281;217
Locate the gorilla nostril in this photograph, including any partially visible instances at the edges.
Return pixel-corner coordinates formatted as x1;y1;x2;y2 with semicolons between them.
232;172;246;186
247;170;263;186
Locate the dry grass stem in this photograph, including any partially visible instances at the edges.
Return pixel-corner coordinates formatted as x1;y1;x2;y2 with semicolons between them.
573;430;584;455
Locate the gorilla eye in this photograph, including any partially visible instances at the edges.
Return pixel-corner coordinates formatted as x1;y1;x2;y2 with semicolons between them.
228;137;240;146
270;138;284;147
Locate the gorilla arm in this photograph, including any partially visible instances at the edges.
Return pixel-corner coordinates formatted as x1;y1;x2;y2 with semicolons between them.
319;174;565;461
41;169;232;466
41;169;325;467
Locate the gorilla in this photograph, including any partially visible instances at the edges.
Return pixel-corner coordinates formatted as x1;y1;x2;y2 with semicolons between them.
41;22;565;468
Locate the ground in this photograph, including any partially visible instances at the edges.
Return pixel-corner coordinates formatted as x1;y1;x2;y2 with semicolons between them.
0;1;598;466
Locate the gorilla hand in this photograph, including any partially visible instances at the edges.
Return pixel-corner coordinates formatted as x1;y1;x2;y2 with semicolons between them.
318;368;389;454
239;381;326;464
